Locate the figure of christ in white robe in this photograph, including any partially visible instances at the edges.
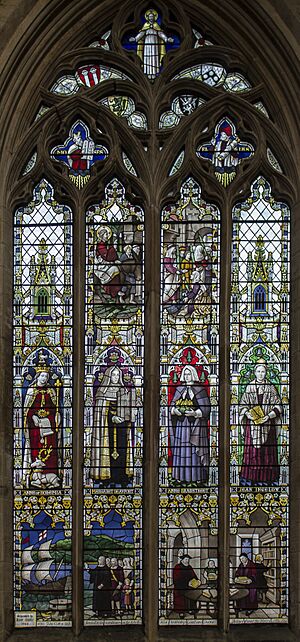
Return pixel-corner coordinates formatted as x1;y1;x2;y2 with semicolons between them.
129;11;174;81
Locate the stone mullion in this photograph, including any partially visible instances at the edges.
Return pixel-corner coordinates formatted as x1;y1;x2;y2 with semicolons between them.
72;198;85;636
218;199;231;632
289;200;300;635
143;99;160;641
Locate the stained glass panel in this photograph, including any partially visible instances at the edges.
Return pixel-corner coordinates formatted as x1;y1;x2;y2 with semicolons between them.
22;152;37;176
230;177;289;623
169;151;185;176
84;178;144;625
192;29;213;47
122;152;138;176
13;180;73;627
197;118;254;187
254;102;269;118
159;178;220;624
51;66;131;95
123;9;180;81
100;96;148;130
88;30;111;49
173;65;251;93
267;148;283;174
159;95;205;129
50;120;108;189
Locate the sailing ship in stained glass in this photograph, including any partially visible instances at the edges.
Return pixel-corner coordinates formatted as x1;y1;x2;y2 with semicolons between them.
13;180;73;626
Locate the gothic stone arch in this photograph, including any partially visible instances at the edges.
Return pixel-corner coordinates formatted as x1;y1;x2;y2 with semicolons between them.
0;1;299;641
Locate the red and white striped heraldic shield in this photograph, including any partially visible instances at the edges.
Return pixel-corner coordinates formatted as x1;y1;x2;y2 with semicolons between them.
75;64;112;87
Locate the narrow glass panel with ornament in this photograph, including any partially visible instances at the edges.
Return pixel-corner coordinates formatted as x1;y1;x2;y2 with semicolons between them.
84;178;144;625
159;177;220;625
230;176;289;623
13;179;73;627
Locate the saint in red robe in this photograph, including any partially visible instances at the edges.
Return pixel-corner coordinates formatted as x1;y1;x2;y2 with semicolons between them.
25;385;59;476
96;241;120;297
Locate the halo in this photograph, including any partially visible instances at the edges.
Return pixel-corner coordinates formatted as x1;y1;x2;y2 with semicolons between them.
97;225;112;240
145;8;158;21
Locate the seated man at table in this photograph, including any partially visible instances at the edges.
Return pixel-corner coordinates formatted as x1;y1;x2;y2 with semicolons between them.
235;553;258;616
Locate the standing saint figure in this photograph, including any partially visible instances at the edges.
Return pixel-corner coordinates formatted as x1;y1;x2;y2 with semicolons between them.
90;365;136;486
169;364;210;483
23;358;62;489
129;9;174;80
163;245;179;303
239;361;282;486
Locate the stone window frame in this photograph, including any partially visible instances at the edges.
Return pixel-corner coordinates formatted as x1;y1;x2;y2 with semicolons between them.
0;1;299;641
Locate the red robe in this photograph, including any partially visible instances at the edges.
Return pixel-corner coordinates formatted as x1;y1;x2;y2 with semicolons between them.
173;562;198;612
96;241;120;297
235;559;258;611
69;146;87;171
26;386;59;475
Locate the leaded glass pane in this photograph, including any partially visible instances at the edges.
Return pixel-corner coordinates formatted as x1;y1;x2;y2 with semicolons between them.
159;178;220;624
84;179;144;624
13;180;73;627
159;95;205;130
230;177;289;623
173;65;251;92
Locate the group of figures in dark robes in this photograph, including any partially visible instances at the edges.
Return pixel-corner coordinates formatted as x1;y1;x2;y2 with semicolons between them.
88;556;134;617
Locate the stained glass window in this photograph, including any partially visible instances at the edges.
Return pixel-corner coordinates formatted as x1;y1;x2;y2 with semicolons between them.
159;178;220;624
13;180;73;627
9;0;294;634
173;65;251;92
196;118;254;187
83;179;144;624
230;177;289;623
